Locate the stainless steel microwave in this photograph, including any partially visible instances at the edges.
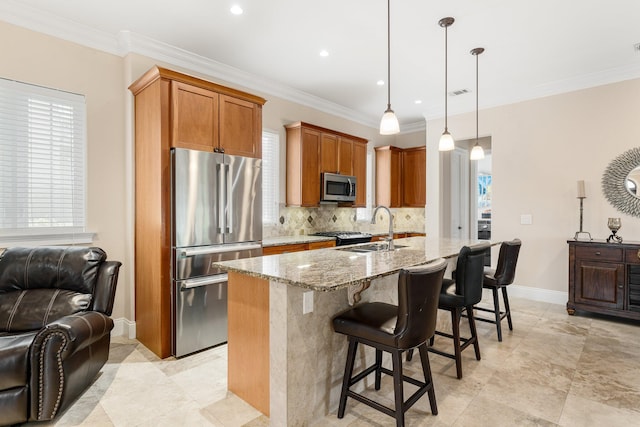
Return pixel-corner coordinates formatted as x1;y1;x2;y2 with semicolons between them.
321;172;357;202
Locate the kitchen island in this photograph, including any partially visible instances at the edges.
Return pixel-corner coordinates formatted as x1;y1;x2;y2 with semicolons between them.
213;236;492;426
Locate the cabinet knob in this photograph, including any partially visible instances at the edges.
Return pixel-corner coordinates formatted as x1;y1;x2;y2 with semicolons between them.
637;249;640;260
619;284;624;289
595;251;601;256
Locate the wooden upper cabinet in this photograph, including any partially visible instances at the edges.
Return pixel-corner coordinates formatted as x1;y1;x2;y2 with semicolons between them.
402;147;426;207
320;133;338;173
172;82;219;151
375;146;403;208
375;145;426;208
159;69;264;158
352;141;367;207
286;122;367;207
338;137;353;175
219;94;262;158
286;125;320;207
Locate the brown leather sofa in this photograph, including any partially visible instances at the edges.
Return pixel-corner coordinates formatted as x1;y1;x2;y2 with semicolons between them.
0;246;121;426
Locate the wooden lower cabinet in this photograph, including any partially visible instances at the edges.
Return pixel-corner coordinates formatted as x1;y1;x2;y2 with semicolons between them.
262;240;336;255
567;239;640;320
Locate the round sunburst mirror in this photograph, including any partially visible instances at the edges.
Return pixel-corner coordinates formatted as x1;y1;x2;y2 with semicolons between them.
602;147;640;217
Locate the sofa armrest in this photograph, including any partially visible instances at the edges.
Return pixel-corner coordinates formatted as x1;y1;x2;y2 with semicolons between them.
29;312;114;420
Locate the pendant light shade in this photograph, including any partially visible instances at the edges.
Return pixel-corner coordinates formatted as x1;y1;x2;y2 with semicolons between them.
470;47;485;160
380;107;400;135
438;17;455;151
380;0;399;135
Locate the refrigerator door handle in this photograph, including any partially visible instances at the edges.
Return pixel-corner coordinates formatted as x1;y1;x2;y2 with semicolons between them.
179;243;262;257
217;162;225;233
226;163;233;233
179;274;228;290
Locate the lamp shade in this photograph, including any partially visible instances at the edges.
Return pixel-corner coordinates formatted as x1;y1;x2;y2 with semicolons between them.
470;143;485;160
438;130;455;151
380;109;400;135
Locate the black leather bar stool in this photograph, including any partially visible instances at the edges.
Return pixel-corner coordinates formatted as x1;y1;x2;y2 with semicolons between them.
332;258;448;427
473;239;521;341
428;243;489;379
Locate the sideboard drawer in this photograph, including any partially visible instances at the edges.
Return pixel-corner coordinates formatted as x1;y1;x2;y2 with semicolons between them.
625;248;640;264
575;245;623;262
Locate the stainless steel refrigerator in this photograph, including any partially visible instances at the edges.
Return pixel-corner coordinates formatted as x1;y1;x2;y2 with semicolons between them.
171;148;262;357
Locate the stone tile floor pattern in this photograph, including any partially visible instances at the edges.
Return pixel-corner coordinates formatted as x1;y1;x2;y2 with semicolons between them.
24;296;640;426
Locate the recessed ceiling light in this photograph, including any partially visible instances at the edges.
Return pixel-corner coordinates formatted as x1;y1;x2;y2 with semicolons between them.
319;50;329;57
230;5;243;15
376;80;385;86
414;100;422;104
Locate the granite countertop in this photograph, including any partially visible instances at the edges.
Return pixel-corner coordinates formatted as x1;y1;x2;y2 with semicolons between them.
215;236;493;292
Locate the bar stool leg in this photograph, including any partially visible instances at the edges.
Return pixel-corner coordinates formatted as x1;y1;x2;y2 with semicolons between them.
338;338;358;418
451;308;463;379
466;306;481;361
374;349;383;390
492;287;503;342
418;343;438;415
391;350;405;427
502;287;513;330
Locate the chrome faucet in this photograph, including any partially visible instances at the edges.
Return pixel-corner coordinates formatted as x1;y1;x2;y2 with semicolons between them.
371;205;394;250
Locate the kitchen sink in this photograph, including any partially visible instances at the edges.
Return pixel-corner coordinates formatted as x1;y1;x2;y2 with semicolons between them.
337;242;408;253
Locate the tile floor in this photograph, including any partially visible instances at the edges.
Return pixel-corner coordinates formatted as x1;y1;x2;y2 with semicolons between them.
25;296;640;427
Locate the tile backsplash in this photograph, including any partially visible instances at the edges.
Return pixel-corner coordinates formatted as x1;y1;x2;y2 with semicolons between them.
263;205;425;238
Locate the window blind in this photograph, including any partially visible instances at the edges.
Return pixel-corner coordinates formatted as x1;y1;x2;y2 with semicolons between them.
0;78;86;238
262;130;280;225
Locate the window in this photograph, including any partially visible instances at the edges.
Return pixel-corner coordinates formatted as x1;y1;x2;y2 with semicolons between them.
0;78;91;246
356;145;374;221
262;129;280;225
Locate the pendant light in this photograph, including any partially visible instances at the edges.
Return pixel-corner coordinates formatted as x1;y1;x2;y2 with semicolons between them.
470;47;485;160
438;17;455;151
379;0;400;135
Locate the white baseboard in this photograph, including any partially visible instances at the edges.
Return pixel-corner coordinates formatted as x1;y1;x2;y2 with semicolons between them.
508;284;567;306
112;317;136;339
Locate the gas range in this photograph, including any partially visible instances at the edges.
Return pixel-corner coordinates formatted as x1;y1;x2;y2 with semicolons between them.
312;231;373;246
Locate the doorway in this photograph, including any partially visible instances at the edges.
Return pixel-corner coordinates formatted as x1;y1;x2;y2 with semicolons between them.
441;137;492;242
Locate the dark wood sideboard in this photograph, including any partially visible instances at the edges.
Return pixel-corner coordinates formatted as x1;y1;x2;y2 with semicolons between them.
568;239;640;320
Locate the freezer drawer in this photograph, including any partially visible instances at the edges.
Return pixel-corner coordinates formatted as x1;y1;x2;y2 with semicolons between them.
174;275;228;358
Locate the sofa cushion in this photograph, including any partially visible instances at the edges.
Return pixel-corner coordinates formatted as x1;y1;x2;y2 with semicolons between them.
0;246;106;294
0;289;92;333
0;332;36;390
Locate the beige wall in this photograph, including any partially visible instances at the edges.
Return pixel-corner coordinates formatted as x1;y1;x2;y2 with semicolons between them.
0;22;129;318
428;78;640;293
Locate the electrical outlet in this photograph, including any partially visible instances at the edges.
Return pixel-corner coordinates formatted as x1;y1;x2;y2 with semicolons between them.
303;291;314;314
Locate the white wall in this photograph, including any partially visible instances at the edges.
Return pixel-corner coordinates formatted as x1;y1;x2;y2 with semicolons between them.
428;78;640;297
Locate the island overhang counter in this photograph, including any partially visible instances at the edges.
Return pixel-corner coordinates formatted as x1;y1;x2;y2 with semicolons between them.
213;236;492;426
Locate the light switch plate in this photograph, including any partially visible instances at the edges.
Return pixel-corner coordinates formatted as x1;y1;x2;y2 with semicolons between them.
303;291;314;314
520;214;533;225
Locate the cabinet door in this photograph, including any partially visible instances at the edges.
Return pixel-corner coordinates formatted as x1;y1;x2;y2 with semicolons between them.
320;133;338;173
402;147;426;207
338;137;353;175
219;94;261;158
375;147;402;207
172;82;218;151
352;142;367;207
301;128;321;206
575;260;624;309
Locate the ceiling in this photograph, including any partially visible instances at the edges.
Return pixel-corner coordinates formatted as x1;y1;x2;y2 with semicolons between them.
3;0;640;130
